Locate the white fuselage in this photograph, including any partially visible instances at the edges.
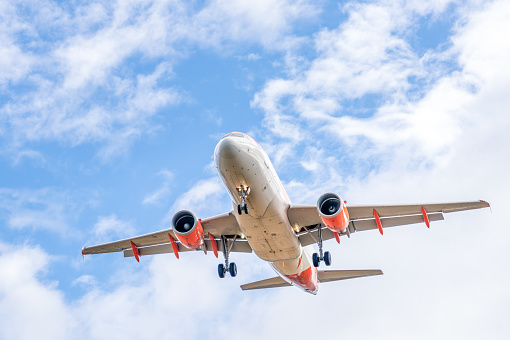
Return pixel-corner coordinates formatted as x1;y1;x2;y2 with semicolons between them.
214;132;318;294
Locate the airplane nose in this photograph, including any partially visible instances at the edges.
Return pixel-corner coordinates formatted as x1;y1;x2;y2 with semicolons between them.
217;138;240;160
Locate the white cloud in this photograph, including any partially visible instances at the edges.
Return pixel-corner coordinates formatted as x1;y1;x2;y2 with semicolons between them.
142;169;174;205
0;242;74;340
189;0;319;50
0;2;34;87
0;240;244;339
0;188;81;235
168;177;226;217
252;2;421;117
72;275;98;287
91;215;135;243
0;0;320;160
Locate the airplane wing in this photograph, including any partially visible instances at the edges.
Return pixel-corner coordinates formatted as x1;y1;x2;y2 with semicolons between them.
82;211;252;259
288;200;490;247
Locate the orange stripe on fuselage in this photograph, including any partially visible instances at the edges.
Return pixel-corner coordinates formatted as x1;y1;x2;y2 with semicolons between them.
283;266;318;294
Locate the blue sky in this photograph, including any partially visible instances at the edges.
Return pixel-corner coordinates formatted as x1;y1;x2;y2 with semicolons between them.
1;0;509;339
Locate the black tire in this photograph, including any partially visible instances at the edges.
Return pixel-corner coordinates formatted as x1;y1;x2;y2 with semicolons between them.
218;264;225;278
229;262;237;277
243;204;249;215
324;251;332;266
237;204;242;215
312;252;320;268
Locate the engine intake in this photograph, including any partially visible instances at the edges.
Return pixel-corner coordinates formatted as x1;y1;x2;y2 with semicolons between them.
171;210;205;249
317;193;350;233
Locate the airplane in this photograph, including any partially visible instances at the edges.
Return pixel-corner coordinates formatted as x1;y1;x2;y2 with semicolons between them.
82;132;490;294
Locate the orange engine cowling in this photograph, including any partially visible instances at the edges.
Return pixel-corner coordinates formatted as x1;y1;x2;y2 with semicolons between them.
317;193;350;233
171;210;205;249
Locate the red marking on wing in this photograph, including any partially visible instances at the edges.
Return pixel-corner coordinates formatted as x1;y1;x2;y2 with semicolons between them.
334;231;340;244
208;233;219;258
373;209;383;235
130;241;140;262
421;206;430;228
168;234;180;259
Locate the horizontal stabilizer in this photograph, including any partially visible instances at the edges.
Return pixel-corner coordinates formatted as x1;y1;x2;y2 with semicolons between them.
240;269;383;291
318;269;383;283
240;276;291;291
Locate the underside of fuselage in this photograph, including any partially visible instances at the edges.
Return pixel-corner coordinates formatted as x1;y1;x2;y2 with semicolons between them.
215;133;318;293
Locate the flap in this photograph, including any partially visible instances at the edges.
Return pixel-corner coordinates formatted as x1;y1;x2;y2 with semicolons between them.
318;269;383;283
124;239;252;257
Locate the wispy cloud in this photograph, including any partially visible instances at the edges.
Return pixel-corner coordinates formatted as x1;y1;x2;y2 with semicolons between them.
91;215;135;244
142;169;174;205
0;0;319;161
168;177;226;217
251;0;482;169
0;188;85;236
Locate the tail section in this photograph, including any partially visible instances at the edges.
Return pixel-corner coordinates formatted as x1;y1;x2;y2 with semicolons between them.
240;269;383;291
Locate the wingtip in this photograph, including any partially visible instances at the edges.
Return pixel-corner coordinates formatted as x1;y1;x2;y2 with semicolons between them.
480;200;492;212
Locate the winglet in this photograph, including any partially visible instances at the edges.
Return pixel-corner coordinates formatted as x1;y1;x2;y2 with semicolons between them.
483;200;492;213
82;248;85;261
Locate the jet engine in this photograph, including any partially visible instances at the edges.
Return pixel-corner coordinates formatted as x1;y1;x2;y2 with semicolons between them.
171;210;205;249
317;193;350;233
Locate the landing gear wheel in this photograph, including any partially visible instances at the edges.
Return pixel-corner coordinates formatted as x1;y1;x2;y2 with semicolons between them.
243;204;249;215
313;252;320;268
237;204;242;215
229;262;237;277
218;264;225;278
324;251;332;266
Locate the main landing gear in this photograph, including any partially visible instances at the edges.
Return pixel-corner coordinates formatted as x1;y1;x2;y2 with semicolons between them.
313;225;332;268
237;186;250;215
218;236;237;278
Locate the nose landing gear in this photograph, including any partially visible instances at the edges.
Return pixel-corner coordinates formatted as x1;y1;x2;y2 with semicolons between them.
237;186;250;215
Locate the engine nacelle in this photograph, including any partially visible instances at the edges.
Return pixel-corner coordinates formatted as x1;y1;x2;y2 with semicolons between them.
171;210;205;250
317;193;350;233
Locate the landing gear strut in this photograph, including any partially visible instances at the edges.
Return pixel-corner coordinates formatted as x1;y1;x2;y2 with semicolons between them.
237;186;250;215
313;225;331;268
218;236;237;278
